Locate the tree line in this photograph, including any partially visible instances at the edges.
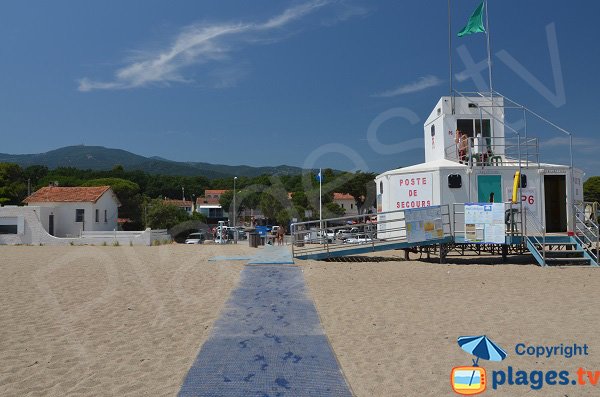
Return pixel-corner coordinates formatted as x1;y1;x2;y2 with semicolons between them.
0;162;376;230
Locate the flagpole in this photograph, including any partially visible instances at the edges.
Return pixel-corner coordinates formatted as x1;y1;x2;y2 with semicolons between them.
448;0;455;113
319;168;322;231
484;0;493;97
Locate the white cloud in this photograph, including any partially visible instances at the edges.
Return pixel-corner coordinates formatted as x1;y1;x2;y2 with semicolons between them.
372;75;443;98
78;0;361;92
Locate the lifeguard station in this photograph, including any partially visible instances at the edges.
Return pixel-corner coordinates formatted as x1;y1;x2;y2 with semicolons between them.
291;92;598;267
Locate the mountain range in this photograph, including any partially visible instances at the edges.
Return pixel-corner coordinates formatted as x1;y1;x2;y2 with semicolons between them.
0;145;306;179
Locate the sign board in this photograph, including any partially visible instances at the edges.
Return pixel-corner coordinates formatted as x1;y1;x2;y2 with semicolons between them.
390;172;434;210
404;205;444;243
464;203;505;244
505;187;537;212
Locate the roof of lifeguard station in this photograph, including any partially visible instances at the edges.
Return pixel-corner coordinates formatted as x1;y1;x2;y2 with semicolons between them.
377;158;467;178
23;186;114;204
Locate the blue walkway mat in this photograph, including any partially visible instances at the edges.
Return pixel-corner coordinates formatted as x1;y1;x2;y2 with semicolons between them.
178;266;352;397
247;245;294;265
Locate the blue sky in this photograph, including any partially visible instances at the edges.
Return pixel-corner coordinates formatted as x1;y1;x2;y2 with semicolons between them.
1;1;599;175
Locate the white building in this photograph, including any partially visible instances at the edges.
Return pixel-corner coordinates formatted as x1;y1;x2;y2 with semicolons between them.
375;95;584;238
333;193;359;216
22;186;120;237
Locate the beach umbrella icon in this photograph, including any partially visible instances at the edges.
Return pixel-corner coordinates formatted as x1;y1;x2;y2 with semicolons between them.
458;335;507;366
457;335;507;389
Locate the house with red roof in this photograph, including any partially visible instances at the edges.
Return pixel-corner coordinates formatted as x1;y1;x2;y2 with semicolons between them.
333;192;358;216
22;185;120;237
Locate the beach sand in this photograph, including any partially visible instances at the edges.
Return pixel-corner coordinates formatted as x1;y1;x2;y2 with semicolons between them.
0;244;248;396
303;254;600;396
1;244;600;396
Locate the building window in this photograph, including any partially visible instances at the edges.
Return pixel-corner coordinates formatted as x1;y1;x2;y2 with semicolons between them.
351;204;354;209
448;174;462;188
0;225;17;234
95;209;99;222
76;209;84;222
104;210;107;222
379;181;383;194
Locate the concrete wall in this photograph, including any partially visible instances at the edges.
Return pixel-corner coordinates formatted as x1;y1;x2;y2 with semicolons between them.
0;206;168;246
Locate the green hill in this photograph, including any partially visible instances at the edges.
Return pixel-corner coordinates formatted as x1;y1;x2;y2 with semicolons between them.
0;145;306;178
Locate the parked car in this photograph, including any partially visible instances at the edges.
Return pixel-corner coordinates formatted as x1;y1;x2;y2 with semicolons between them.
185;232;206;244
344;233;373;245
337;227;360;241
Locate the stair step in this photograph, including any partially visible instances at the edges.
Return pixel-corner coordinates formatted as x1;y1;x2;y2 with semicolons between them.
544;250;585;258
545;258;591;266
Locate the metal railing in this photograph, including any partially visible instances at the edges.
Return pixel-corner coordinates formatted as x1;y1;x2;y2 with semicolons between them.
290;205;452;259
573;205;599;265
523;208;546;266
445;136;540;168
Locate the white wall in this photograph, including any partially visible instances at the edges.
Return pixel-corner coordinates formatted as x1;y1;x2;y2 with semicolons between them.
424;96;506;163
0;206;167;246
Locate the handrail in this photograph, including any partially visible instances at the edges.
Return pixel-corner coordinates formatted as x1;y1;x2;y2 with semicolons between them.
573;205;599;264
524;208;546;266
445;135;540;168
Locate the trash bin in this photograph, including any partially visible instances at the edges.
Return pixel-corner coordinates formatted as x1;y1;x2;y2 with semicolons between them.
249;232;259;248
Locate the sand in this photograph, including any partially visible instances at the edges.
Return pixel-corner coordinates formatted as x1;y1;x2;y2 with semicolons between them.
2;244;600;396
0;244;249;396
303;254;600;396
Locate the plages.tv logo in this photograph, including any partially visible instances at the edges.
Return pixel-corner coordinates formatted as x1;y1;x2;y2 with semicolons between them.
451;335;507;395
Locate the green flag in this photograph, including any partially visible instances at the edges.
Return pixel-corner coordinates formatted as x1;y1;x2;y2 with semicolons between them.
457;1;486;37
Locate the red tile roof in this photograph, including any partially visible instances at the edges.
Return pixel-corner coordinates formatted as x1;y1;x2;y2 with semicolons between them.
333;192;354;200
163;199;193;208
205;189;228;195
23;186;113;204
197;197;221;205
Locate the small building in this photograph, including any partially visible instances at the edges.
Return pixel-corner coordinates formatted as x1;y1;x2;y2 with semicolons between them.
333;193;358;216
195;189;229;224
163;198;193;215
22;186;120;237
375;95;584;239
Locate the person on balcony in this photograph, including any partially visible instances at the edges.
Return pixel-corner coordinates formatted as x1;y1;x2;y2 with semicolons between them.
455;130;468;163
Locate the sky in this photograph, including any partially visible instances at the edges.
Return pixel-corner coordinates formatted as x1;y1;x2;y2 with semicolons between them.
1;0;599;176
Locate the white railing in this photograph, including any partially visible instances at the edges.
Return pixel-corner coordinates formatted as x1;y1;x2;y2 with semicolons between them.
574;205;599;265
523;208;546;266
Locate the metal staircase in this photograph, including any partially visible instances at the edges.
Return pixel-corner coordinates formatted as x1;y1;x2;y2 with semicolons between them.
524;208;598;267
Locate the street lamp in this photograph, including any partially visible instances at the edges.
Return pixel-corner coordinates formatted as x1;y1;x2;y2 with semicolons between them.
233;176;238;244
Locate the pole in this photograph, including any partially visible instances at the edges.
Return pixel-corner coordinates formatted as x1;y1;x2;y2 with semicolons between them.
319;168;322;231
233;176;238;244
484;0;493;97
448;0;454;113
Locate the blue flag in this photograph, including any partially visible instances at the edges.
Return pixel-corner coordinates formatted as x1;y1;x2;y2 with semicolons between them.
316;170;322;182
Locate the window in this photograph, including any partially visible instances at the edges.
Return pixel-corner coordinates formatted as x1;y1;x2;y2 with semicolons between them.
379;181;383;194
448;174;462;189
351;204;354;209
341;204;345;209
76;209;84;222
0;225;17;234
95;209;99;222
104;210;107;222
520;174;527;188
430;124;435;137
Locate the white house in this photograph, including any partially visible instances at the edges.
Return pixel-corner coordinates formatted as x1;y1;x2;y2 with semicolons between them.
23;186;120;237
333;193;359;216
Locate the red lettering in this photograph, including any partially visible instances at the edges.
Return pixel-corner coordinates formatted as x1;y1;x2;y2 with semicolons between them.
423;178;427;185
